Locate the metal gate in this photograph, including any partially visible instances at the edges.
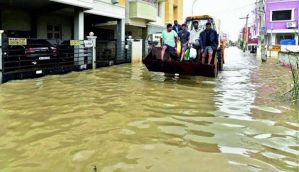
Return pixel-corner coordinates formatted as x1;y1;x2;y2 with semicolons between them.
95;40;131;67
1;38;93;83
0;37;133;83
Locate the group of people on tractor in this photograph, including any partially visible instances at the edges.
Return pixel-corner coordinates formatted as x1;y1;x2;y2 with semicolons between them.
160;20;218;64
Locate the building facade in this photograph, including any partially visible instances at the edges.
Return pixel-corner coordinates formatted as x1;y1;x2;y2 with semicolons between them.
124;0;165;39
240;26;258;52
124;0;167;57
0;0;184;61
164;0;183;24
0;0;126;44
265;0;299;46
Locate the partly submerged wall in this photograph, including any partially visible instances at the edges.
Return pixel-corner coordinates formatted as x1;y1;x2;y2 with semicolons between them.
278;52;299;69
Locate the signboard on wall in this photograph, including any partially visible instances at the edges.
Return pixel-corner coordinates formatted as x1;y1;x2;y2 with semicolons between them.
70;40;81;46
8;38;27;46
260;27;266;35
280;39;296;45
271;45;281;52
84;40;93;48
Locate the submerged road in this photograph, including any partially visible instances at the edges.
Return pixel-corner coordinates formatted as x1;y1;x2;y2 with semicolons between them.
0;47;298;172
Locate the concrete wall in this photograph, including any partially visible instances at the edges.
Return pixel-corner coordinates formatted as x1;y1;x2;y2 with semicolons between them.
126;25;143;39
129;1;157;21
125;0;164;28
147;24;164;35
118;0;126;7
1;9;31;31
149;1;165;30
85;0;125;19
50;0;94;8
36;14;72;42
125;0;149;27
2;8;72;42
278;51;299;68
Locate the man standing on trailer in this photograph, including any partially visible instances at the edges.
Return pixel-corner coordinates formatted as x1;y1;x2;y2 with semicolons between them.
172;20;182;33
200;22;218;64
189;21;202;58
178;24;190;61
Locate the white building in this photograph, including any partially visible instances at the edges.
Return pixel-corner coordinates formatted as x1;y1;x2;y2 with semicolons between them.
125;0;165;39
0;0;126;56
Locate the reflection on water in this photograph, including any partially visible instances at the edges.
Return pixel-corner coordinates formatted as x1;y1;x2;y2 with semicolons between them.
0;47;298;172
215;48;258;120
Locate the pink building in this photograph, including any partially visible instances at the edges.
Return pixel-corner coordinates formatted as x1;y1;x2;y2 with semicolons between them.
242;26;258;53
265;0;299;45
242;27;258;44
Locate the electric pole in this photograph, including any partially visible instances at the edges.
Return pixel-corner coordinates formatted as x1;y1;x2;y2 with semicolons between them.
240;14;249;52
258;0;267;62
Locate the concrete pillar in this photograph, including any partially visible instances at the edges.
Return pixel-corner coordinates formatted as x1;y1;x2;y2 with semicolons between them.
142;27;147;58
0;9;2;30
74;8;84;66
271;33;276;45
0;30;3;84
130;39;143;64
295;34;299;45
74;8;84;40
87;35;97;69
116;19;125;63
30;14;37;38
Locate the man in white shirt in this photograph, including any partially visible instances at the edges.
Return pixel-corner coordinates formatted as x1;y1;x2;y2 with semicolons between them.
189;21;202;57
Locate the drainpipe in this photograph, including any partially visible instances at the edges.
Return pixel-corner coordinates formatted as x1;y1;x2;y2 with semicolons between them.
87;32;97;70
0;30;3;84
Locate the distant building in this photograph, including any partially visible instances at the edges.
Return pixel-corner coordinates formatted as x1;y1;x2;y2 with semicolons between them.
265;0;299;46
241;26;258;52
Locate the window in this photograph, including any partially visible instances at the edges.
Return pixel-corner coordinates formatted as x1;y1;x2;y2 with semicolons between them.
173;6;178;20
47;24;62;39
272;10;292;21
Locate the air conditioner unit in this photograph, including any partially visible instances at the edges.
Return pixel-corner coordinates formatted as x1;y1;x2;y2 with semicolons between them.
286;22;296;29
111;0;119;4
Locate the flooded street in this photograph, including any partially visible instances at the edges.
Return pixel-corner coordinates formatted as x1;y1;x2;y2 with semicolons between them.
0;47;298;172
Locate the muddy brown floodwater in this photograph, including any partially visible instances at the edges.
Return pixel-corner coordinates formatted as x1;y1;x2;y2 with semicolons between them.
0;47;298;172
